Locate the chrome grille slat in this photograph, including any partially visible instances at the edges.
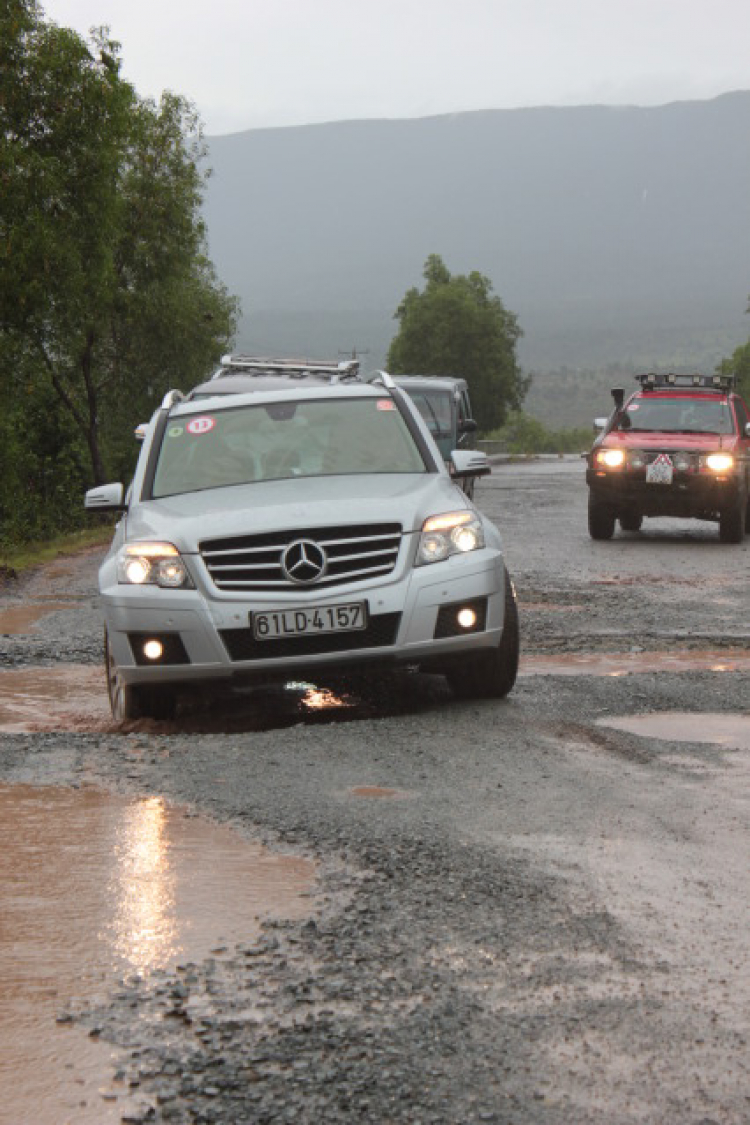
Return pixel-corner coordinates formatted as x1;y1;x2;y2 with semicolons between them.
200;523;402;591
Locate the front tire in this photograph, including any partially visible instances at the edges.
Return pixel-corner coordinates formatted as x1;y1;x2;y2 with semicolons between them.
588;496;616;540
719;495;746;544
619;512;643;532
105;631;177;721
448;571;519;700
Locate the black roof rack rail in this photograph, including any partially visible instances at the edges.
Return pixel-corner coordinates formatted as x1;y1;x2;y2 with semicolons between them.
636;372;736;392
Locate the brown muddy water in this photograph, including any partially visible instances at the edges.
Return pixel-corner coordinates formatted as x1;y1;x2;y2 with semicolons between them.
0;601;77;635
520;650;750;677
0;784;316;1125
597;712;750;750
1;652;749;735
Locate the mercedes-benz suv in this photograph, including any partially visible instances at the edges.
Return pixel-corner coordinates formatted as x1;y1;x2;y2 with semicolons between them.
85;370;518;720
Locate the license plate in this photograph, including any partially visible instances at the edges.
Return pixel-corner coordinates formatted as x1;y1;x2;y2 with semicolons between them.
252;602;367;640
646;454;674;484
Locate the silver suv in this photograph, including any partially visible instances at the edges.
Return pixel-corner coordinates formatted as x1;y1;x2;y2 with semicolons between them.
85;369;518;720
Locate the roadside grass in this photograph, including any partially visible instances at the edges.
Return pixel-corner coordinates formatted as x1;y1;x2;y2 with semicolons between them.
0;523;115;577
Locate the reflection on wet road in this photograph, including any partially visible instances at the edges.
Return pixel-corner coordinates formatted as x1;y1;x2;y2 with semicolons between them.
0;784;316;1125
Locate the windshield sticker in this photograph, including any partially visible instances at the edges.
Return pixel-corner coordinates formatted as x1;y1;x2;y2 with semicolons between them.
376;400;396;411
168;426;184;438
186;416;216;435
627;403;640;411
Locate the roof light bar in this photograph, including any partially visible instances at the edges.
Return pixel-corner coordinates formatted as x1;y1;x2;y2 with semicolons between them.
635;372;735;392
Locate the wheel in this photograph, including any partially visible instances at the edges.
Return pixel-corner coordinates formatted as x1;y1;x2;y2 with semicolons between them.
719;496;746;544
588;496;616;540
448;571;519;700
105;630;176;720
619;512;643;532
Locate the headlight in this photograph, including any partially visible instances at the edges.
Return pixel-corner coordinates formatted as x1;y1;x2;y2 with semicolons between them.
117;542;193;588
416;511;485;566
704;453;734;472
594;448;625;468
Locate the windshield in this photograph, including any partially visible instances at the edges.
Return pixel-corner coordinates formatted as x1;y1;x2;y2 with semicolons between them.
407;389;453;436
615;396;735;435
152;397;427;498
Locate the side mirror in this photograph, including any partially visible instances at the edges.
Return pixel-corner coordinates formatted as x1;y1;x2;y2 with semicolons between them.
458;418;478;434
85;483;126;512
450;449;490;478
593;417;608;431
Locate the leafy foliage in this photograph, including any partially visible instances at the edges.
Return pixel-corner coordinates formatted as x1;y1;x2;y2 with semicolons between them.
0;2;238;544
486;412;592;455
387;255;527;431
718;301;750;402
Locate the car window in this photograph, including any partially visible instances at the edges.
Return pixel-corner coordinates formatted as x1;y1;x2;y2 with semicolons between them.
408;390;453;435
615;397;735;435
151;397;427;498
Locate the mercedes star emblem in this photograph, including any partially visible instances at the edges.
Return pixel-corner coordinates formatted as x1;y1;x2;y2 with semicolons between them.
281;539;328;584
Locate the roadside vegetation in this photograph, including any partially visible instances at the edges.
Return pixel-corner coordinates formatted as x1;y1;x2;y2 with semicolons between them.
0;522;115;577
484;412;592;456
387;254;528;431
0;0;238;550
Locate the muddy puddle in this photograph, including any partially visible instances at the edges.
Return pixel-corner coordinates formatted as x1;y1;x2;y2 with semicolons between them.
519;649;750;677
0;651;749;734
0;600;83;634
0;783;316;1125
597;712;750;750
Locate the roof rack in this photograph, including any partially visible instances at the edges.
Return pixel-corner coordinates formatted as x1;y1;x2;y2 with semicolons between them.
363;369;396;389
636;372;736;392
160;389;185;409
215;354;361;383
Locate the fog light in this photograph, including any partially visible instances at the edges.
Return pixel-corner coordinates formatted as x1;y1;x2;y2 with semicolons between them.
142;639;164;661
457;607;477;629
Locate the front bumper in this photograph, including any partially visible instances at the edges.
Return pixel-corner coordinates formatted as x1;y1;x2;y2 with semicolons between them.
100;549;507;688
586;466;744;519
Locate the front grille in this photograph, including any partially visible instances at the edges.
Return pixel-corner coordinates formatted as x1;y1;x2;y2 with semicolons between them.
219;612;402;661
200;523;402;591
634;450;698;472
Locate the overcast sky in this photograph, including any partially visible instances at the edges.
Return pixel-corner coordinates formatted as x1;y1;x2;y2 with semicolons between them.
43;0;750;136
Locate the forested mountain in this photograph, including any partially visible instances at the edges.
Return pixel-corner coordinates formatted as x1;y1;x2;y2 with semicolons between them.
203;92;750;373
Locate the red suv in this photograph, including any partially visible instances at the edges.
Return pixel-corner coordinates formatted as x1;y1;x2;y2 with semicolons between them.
586;373;750;542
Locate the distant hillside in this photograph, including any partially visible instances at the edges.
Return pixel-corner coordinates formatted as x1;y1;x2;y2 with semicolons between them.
203;93;750;378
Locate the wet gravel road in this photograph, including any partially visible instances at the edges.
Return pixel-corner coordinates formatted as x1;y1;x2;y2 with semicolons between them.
2;457;750;1124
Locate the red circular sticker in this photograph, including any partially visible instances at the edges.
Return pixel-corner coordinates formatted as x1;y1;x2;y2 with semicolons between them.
186;416;216;435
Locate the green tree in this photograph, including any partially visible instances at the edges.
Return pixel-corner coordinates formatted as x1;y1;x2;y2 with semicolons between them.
718;300;750;402
0;2;238;494
387;254;527;430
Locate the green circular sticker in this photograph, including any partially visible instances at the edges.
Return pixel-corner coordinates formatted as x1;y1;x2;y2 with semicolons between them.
168;426;184;438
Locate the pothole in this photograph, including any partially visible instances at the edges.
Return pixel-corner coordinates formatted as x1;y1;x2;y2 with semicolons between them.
350;786;405;799
0;783;317;1125
0;602;77;634
520;650;750;677
596;712;750;750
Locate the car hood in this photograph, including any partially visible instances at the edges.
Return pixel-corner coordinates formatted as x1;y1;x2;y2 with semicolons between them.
600;432;737;452
127;474;470;552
